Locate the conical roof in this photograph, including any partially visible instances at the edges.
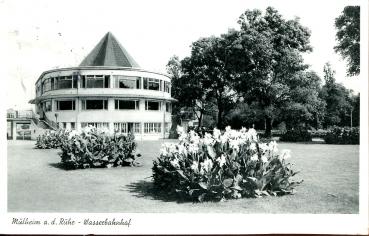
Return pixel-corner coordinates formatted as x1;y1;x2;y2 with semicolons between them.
79;32;140;68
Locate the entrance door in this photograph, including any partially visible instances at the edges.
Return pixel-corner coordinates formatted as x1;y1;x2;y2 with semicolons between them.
7;121;13;140
127;123;134;133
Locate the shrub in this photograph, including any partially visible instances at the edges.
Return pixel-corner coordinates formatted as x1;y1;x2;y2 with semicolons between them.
152;126;302;202
59;127;140;169
309;129;329;139
279;129;312;142
324;127;359;144
35;129;70;149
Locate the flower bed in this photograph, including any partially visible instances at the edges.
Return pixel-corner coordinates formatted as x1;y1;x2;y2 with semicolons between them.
324;127;359;144
35;129;70;149
152;126;302;202
59;127;140;169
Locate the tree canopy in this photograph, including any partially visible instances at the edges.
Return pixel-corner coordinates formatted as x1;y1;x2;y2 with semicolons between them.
167;7;359;135
320;63;354;127
232;7;315;136
334;6;360;76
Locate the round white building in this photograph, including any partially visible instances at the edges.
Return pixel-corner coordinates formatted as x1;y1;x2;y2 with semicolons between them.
30;32;174;140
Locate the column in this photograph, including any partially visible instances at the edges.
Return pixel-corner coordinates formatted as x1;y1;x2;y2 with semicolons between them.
12;121;16;140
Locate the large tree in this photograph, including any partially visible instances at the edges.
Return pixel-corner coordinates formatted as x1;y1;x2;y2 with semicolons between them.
320;63;353;127
279;71;326;129
180;35;238;128
167;55;207;128
232;7;313;136
335;6;360;76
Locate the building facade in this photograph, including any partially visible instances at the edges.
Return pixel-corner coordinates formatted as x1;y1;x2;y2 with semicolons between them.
30;32;174;140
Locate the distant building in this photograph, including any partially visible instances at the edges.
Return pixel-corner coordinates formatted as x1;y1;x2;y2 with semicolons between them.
7;109;33;140
30;32;174;140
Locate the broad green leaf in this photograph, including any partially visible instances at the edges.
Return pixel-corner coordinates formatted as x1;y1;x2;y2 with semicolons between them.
198;182;208;189
207;145;216;159
223;178;233;188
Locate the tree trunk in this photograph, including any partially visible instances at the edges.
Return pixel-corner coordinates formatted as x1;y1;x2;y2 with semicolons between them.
217;107;223;129
264;116;272;137
198;109;203;129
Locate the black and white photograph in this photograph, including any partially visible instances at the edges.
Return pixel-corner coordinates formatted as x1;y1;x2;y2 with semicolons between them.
1;0;368;234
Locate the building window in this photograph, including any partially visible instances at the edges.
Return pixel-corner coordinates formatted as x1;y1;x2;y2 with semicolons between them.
145;101;161;111
113;75;140;89
133;123;140;133
43;100;52;112
70;122;75;130
144;123;161;133
136;77;141;89
143;78;160;91
115;100;139;110
56;76;73;89
164;81;171;93
82;100;108;110
114;122;140;133
42;78;52;92
56;100;75;110
165;102;171;112
81;122;109;129
82;75;110;88
73;74;78;88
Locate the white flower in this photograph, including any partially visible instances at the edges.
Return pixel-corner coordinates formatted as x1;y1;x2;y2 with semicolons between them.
188;143;199;154
280;149;291;160
213;128;221;141
225;126;231;132
68;130;79;139
190;161;199;172
178;132;188;142
220;134;228;144
160;143;177;156
229;139;240;152
247;128;258;142
269;140;278;153
170;158;180;169
250;154;258;161
189;130;200;144
258;143;269;153
203;133;214;146
201;158;213;172
160;143;169;156
176;125;184;134
216;154;227;167
261;155;268;163
240;127;247;133
249;143;257;151
177;143;187;156
229;130;240;139
160;146;168;156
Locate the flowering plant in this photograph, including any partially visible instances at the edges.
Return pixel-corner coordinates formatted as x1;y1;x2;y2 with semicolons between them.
59;127;140;169
35;129;70;149
152;126;302;202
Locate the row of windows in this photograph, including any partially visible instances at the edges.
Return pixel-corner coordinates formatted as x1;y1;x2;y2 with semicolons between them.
37;75;171;95
41;99;172;112
59;122;170;134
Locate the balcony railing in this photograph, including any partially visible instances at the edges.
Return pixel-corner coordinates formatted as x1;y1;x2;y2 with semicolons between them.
7;110;34;119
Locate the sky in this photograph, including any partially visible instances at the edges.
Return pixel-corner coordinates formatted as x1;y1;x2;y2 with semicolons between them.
1;0;364;109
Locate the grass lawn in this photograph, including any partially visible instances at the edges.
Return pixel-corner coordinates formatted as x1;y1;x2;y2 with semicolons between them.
7;140;359;213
